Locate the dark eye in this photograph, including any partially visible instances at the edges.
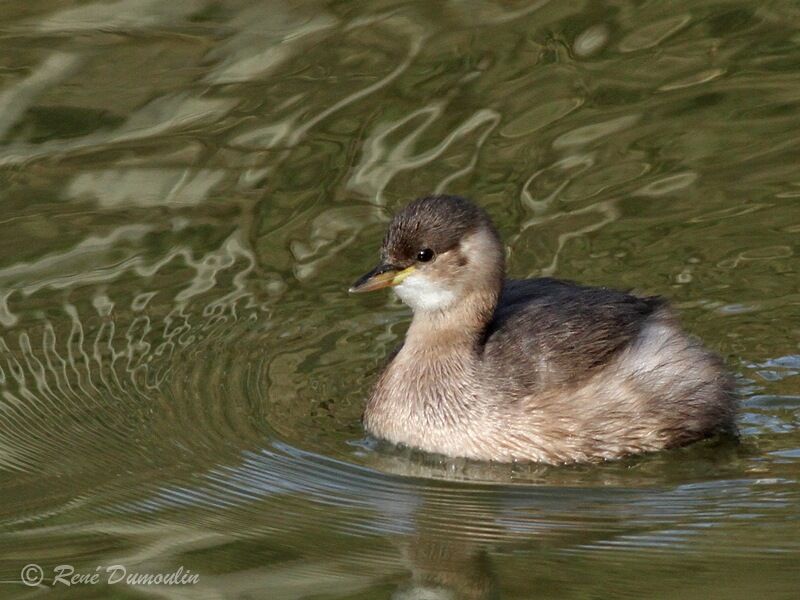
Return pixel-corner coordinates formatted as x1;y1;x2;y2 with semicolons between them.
416;248;434;262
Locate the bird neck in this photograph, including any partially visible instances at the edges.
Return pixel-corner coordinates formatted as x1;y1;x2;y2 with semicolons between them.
405;224;505;355
405;286;499;354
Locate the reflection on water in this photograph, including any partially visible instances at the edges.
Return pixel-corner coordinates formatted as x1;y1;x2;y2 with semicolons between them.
1;0;799;598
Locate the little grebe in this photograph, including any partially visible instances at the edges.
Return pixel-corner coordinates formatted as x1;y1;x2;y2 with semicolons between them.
350;195;736;464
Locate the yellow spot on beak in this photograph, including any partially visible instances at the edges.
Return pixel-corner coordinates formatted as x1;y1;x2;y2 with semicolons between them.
349;265;416;294
391;266;415;284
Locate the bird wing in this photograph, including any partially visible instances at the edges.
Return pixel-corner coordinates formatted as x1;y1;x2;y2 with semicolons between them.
482;278;666;394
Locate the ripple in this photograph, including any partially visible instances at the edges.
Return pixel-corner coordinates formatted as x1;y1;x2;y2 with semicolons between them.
68;168;226;208
500;98;583;138
34;0;206;32
0;52;84;139
659;68;727;92
552;115;640;149
633;172;698;197
618;15;692;52
573;24;610;58
204;7;337;85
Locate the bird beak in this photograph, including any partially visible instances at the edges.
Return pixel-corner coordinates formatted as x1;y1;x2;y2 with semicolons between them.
349;263;415;293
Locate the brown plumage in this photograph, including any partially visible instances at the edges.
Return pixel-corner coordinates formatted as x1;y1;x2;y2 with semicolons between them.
350;195;737;464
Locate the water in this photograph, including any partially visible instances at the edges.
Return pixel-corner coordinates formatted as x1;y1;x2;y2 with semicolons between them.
1;1;799;597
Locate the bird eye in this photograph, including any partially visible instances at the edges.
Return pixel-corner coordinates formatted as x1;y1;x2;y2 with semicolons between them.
416;248;434;262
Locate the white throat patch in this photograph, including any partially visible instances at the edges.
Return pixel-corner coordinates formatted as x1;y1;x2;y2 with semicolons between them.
393;271;456;312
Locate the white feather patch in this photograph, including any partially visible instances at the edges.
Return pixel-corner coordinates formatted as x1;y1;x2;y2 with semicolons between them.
394;271;456;312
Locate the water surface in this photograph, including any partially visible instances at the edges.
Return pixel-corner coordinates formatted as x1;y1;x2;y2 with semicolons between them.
1;1;799;598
